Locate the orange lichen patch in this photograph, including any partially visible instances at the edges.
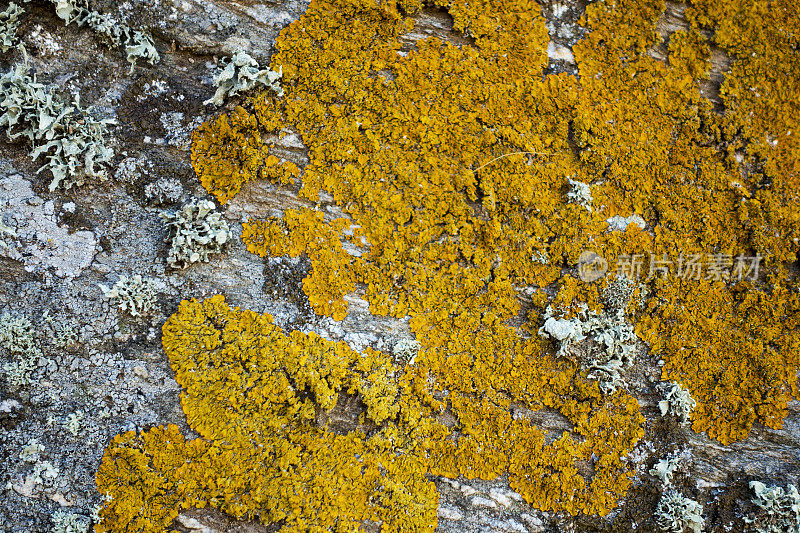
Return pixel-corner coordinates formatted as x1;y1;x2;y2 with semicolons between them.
242;208;356;320
686;0;800;265
638;275;800;444
197;0;797;497
94;424;209;532
96;295;439;532
100;0;800;526
95;295;645;530
191;106;299;204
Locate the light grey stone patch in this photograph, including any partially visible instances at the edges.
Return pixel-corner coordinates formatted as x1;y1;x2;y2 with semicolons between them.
0;174;98;278
471;496;498;509
547;42;575;63
159;112;204;150
27;24;63;55
438;506;464;521
489;488;514;508
460;484;479;497
521;513;547;532
607;214;647;232
144;177;184;205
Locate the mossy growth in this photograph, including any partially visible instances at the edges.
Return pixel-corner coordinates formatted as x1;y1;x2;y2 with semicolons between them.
99;0;800;527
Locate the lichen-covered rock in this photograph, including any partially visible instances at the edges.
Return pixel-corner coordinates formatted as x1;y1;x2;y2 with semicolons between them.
655;489;704;533
204;49;283;107
0;2;24;52
0;312;48;387
99;275;159;317
47;0;159;72
746;481;800;533
1;0;799;530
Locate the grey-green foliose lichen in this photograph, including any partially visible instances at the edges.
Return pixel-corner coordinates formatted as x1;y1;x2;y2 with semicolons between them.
0;62;115;191
0;2;24;52
204;49;283;107
160;199;231;269
46;0;159;72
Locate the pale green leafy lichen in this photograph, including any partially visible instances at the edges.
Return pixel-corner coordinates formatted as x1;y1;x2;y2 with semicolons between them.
0;62;115;191
50;510;90;533
606;214;646;232
655;489;704;533
538;305;638;394
746;481;800;533
0;312;49;387
27;460;59;488
393;338;420;365
602;275;636;312
204;49;283;107
659;382;697;426
19;438;45;463
650;455;682;486
0;2;24;52
100;275;159;317
160;199;231;269
65;411;84;436
42;310;79;349
47;0;159;73
566;177;593;211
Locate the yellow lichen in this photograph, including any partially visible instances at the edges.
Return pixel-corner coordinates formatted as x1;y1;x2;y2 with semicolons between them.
96;295;438;532
190;106;299;204
99;0;800;527
242;208;356;320
95;295;644;530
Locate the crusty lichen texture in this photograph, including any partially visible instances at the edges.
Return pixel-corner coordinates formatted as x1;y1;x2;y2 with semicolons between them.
97;0;800;528
95;295;438;532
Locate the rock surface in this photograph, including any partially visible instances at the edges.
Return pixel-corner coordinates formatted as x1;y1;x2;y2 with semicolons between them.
0;1;796;532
